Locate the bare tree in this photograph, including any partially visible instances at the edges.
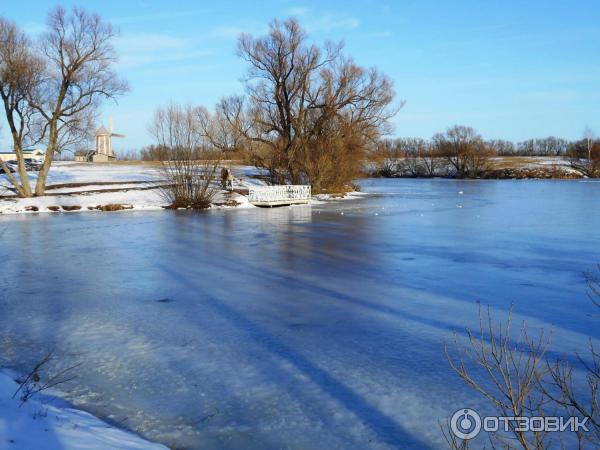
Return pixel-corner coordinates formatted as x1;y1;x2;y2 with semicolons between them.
0;18;44;197
139;144;169;162
446;306;552;449
197;103;247;155
583;127;595;162
371;138;447;178
371;139;402;177
399;138;445;177
434;126;494;178
488;139;516;156
220;18;398;192
150;104;220;209
568;134;600;178
29;7;127;196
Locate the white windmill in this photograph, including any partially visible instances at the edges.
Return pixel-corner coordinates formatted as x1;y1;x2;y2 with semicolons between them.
93;117;125;162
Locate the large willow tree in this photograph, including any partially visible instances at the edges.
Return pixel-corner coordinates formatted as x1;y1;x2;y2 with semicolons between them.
219;18;400;193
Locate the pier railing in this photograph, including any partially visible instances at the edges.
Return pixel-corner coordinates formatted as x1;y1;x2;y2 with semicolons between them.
247;185;311;206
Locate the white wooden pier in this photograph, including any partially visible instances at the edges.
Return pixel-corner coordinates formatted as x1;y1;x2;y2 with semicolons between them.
247;185;311;207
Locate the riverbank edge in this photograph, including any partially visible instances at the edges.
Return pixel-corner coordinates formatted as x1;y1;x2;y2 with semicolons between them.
0;189;367;215
0;369;167;450
368;166;585;180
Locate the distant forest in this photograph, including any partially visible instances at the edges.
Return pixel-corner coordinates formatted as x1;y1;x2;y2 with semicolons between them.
380;135;599;157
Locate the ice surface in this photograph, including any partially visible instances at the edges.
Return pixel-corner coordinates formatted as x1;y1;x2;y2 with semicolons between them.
0;179;599;449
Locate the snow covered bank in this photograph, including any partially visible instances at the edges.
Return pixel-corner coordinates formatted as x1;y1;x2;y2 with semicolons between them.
0;370;167;450
0;162;359;214
0;188;168;214
0;162;259;214
0;162;167;214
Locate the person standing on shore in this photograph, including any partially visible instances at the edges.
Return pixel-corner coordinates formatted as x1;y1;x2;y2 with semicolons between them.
221;167;229;189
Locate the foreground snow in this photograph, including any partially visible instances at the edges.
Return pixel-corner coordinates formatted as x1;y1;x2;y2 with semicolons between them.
0;370;167;450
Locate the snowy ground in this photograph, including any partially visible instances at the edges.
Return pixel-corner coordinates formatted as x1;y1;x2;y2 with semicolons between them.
0;370;166;450
0;162;261;214
490;155;580;172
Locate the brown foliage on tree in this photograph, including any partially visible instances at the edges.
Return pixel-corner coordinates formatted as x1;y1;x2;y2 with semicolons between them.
433;125;495;178
219;18;398;193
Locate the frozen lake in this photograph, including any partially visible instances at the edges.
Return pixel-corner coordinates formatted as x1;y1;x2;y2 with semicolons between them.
1;179;599;449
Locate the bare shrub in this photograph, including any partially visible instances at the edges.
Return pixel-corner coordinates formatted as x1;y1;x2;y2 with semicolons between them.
445;270;600;449
535;268;600;447
568;142;600;178
445;307;552;449
13;348;80;406
150;104;220;209
589;266;600;308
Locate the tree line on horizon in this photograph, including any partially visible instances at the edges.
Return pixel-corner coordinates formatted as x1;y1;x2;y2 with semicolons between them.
371;126;600;178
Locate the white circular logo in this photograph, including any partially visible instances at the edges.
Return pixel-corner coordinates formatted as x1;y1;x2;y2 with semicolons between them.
450;408;482;440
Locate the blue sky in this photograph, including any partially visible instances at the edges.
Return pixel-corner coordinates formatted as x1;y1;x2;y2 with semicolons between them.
1;0;599;152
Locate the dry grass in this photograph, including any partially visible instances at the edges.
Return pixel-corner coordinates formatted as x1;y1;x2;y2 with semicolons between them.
94;204;134;211
490;156;567;170
67;160;164;168
45;180;155;190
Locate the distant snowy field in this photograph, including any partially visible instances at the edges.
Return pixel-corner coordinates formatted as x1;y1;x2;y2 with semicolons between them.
0;370;166;450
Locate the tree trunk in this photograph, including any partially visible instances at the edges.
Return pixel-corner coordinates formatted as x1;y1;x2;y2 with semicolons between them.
14;144;32;197
34;126;57;196
0;158;26;196
1;96;33;197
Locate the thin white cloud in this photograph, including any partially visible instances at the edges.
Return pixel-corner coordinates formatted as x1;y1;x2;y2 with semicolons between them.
306;15;360;33
211;26;245;39
287;7;309;17
109;9;211;26
115;33;212;69
132;63;219;78
210;23;269;40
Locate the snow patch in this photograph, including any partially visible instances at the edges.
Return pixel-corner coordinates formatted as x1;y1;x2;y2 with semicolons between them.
0;370;167;450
